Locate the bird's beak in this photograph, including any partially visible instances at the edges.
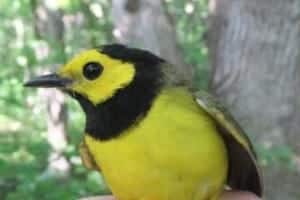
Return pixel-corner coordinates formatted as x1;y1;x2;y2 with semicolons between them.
24;73;73;88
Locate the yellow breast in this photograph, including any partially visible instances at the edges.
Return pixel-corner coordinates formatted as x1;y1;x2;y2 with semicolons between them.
85;87;228;200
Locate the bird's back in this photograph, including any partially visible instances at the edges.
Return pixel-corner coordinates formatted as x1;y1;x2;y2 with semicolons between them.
85;87;228;200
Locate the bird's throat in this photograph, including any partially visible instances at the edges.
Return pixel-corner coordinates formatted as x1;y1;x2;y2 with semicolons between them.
72;73;162;141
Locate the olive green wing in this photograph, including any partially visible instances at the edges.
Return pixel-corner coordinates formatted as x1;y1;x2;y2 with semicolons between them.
79;140;99;171
194;90;263;197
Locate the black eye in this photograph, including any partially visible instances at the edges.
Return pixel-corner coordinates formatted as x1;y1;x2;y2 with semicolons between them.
83;62;103;80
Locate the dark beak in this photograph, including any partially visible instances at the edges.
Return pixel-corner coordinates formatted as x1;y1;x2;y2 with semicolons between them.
24;73;73;88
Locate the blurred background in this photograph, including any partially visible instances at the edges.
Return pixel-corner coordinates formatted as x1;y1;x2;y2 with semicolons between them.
0;0;299;199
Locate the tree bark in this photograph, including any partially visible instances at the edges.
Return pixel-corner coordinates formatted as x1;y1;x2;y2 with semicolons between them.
208;0;300;199
111;0;193;83
32;0;70;177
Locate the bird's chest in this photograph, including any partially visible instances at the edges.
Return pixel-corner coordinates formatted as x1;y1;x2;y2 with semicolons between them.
84;90;228;200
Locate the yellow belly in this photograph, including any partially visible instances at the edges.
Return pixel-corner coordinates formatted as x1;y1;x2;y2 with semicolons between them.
85;87;228;200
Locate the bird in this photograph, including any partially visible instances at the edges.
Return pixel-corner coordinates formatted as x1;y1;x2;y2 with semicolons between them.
24;44;262;200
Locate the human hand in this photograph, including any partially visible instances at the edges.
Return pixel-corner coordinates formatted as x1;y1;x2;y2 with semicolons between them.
81;191;260;200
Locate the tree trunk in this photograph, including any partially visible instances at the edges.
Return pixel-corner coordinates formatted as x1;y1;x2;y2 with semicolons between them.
32;0;70;177
208;0;300;199
111;0;193;83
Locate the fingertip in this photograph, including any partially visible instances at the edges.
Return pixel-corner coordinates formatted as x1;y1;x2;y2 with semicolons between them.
221;191;261;200
80;195;115;200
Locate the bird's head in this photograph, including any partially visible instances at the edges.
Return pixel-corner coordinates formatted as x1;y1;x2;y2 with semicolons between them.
25;44;165;105
25;44;165;140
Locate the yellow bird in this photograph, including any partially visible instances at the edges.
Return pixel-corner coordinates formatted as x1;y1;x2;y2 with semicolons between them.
25;44;262;200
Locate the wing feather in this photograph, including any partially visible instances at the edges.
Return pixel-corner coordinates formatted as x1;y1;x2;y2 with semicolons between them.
194;90;263;197
79;140;99;171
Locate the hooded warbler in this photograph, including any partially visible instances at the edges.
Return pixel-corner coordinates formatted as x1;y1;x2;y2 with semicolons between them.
25;44;262;200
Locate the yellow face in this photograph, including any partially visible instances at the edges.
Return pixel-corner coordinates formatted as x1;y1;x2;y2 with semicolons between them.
58;49;135;105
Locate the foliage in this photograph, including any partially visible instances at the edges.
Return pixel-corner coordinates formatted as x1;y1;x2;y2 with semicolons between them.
257;144;297;171
0;0;113;199
166;0;210;88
